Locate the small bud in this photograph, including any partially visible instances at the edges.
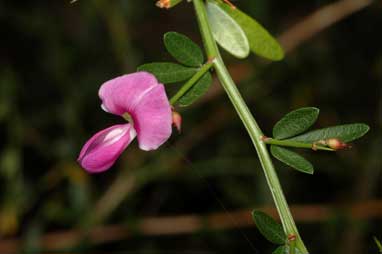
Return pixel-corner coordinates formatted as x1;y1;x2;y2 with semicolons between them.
326;138;351;150
288;234;297;241
312;140;326;151
172;111;182;133
156;0;183;9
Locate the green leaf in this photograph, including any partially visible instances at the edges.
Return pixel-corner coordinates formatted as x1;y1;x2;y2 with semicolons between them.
252;210;286;245
271;145;314;174
214;0;284;61
164;32;204;67
206;1;250;59
273;246;287;254
288;123;370;143
273;107;320;139
178;72;213;107
137;62;197;84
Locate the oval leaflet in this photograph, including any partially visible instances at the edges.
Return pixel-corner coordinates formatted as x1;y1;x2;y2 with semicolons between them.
206;1;250;59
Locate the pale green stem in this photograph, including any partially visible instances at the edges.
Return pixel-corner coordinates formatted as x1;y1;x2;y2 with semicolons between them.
170;61;214;105
192;0;308;253
264;138;334;151
290;237;296;254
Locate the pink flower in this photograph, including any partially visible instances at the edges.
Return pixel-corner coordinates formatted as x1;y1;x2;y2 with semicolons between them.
78;72;172;173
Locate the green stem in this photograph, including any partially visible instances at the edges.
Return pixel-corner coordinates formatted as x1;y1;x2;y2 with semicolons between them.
264;138;334;151
170;61;214;105
290;240;296;254
192;0;308;253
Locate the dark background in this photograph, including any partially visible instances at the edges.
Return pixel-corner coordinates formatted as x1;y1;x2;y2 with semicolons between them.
0;0;381;253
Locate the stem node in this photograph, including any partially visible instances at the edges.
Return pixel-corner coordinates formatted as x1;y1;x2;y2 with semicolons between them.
207;56;217;63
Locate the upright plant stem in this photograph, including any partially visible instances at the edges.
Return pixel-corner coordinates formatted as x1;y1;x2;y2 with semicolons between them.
192;0;308;252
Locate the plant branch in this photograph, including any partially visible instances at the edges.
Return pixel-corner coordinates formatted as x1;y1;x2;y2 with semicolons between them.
192;0;308;252
170;61;214;105
88;0;374;224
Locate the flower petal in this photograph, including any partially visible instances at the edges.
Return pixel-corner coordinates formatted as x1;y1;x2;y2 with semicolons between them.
132;84;172;151
99;72;159;116
78;124;136;173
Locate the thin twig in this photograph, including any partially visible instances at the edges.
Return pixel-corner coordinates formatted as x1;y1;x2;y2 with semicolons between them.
277;0;373;53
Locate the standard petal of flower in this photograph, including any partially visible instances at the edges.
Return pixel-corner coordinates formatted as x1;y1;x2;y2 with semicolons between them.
99;72;159;116
132;84;172;151
78;124;136;173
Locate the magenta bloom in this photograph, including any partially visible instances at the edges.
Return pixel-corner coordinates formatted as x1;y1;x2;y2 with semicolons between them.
78;72;172;173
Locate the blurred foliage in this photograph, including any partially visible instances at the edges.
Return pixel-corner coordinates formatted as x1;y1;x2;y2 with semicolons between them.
0;0;381;253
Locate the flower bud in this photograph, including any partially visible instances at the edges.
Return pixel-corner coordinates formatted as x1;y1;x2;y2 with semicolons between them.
156;0;183;9
172;111;182;133
326;138;350;150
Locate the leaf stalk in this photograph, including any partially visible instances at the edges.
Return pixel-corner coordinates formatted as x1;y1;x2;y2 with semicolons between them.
170;61;214;105
263;137;334;151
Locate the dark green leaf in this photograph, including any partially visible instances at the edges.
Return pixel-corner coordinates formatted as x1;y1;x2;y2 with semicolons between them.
214;0;284;61
206;1;250;59
137;62;197;84
288;123;370;143
273;107;320;139
271;146;314;174
164;32;204;67
178;72;212;107
252;210;286;245
273;246;287;254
